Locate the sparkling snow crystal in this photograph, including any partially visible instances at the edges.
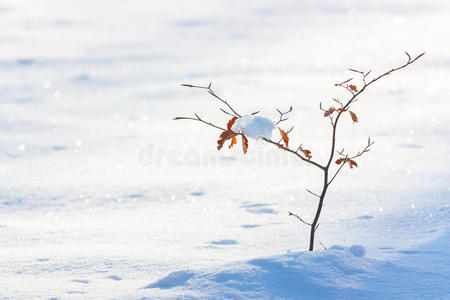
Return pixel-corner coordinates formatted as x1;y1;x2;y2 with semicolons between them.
231;115;275;139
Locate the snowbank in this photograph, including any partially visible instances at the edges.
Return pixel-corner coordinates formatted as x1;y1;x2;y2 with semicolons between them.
143;237;450;299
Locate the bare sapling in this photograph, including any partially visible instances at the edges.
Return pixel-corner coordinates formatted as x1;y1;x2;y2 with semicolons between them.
174;52;424;251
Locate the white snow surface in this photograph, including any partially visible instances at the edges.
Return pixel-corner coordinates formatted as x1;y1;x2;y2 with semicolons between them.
231;115;276;139
0;0;449;299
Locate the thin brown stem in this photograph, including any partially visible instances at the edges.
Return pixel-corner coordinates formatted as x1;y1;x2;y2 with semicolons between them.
288;211;312;226
182;83;241;117
263;137;324;170
219;108;235;117
173;115;226;131
319;241;328;250
306;189;320;198
275;106;293;125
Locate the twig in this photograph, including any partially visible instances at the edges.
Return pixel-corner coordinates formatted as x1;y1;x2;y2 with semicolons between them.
332;98;344;108
219;108;235;117
306;189;320;198
288;211;311;226
277;126;293;144
328;138;374;186
173;115;226;132
263;137;324;170
319;241;328;250
182;83;241;117
327;155;348;186
275;106;293;125
319;102;335;125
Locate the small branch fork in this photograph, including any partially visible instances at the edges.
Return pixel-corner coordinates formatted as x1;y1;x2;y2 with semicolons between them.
262;137;324;169
288;211;320;231
173;114;226;132
175;52;424;251
181;83;241;118
276;106;293;125
319;102;335;126
288;211;311;226
328;138;374;186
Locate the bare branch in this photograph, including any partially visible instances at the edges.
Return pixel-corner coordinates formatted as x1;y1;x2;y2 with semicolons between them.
219;108;235;117
263;137;324;170
319;241;328;250
288;211;312;226
315;223;320;232
306;189;320;198
182;83;241;117
350;139;374;160
365;52;425;87
327;155;347;186
335;78;353;86
332;98;344;108
405;51;411;63
275;106;293;125
348;68;364;75
173;115;226;132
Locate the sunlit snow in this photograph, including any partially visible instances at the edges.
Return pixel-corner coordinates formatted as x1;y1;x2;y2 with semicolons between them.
0;0;449;299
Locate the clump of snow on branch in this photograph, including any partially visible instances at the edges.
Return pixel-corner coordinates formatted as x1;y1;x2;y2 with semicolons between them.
231;115;275;140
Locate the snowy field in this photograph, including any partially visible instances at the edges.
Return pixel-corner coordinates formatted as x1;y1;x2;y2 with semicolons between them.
0;0;449;299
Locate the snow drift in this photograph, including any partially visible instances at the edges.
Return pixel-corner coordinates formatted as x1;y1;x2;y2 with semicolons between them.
144;235;450;299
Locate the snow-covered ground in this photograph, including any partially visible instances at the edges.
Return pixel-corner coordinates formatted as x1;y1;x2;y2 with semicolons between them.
0;0;449;298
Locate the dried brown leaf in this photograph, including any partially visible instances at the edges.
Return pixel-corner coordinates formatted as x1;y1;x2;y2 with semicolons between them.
335;158;345;164
349;160;358;169
349;84;358;92
217;130;234;150
299;146;312;159
227;116;237;131
242;135;248;154
229;135;237;149
349;111;358;123
279;128;289;148
324;107;335;117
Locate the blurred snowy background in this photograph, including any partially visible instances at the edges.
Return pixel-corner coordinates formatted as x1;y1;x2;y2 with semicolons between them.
0;0;449;298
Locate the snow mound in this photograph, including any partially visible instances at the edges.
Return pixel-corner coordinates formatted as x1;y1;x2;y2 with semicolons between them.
349;245;366;257
142;238;449;299
329;244;366;257
143;270;195;289
231;115;275;140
